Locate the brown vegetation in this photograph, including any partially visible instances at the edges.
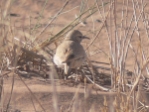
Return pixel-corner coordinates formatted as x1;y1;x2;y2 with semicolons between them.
0;0;149;112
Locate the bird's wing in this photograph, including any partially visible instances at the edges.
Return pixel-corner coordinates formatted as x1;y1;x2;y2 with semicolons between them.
56;41;85;63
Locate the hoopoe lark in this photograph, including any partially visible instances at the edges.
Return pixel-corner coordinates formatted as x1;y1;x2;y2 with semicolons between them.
53;30;89;78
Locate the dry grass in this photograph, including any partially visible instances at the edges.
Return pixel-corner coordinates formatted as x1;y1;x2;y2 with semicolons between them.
0;0;149;112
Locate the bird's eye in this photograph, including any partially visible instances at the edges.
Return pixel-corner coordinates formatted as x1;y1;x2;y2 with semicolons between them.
78;36;82;38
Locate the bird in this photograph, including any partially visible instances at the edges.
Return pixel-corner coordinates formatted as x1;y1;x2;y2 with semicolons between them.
53;30;89;78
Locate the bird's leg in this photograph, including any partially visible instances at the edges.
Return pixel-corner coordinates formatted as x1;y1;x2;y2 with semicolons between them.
64;63;70;80
74;69;79;82
59;68;64;79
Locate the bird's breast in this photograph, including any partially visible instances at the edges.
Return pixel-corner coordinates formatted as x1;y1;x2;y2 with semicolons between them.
53;55;64;68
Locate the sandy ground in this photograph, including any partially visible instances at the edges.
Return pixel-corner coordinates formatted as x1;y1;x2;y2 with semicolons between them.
3;75;116;112
1;0;149;112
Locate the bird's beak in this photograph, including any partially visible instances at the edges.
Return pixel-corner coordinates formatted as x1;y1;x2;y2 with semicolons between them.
83;36;90;39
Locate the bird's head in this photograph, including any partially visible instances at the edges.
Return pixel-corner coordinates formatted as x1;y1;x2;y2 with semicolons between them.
65;30;89;43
